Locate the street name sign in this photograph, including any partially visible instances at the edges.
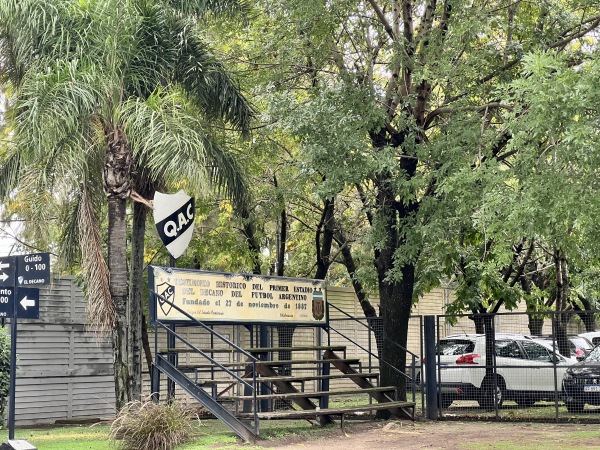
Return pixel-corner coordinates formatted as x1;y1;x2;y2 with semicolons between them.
0;257;15;287
0;287;40;319
16;253;50;286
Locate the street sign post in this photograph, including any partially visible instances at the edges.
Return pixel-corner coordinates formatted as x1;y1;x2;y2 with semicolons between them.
1;252;49;447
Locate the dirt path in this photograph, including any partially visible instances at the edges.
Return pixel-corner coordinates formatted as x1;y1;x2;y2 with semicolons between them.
249;420;600;449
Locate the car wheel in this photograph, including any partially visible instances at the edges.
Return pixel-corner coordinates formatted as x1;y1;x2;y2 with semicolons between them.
516;398;535;408
479;376;505;410
565;399;584;414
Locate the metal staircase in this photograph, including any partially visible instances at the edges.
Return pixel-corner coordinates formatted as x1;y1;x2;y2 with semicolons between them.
150;292;416;443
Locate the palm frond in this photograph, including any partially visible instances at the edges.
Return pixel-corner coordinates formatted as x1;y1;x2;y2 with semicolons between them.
15;59;104;158
118;92;249;202
170;19;254;133
165;0;251;19
78;183;114;331
0;148;21;200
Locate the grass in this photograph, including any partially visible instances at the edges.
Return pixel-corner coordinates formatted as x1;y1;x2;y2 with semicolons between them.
0;424;113;450
0;419;335;450
1;397;599;450
463;426;600;450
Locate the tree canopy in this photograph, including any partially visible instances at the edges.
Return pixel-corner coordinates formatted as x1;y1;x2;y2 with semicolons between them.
2;0;600;403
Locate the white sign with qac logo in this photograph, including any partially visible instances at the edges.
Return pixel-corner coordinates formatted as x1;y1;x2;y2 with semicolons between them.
153;190;195;259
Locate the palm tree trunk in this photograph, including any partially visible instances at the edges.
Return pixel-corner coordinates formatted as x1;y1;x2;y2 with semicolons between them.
129;199;147;400
104;127;134;410
108;195;131;410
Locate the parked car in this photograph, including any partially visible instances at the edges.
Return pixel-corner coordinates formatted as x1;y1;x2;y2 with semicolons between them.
578;331;600;348
533;335;593;357
562;344;600;413
432;333;576;409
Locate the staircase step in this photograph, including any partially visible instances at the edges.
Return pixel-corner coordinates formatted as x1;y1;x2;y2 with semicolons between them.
159;345;347;355
237;401;415;420
220;386;397;401
196;372;379;385
177;358;361;372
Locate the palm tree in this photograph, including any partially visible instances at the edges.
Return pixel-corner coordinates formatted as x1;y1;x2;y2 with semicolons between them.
0;0;253;408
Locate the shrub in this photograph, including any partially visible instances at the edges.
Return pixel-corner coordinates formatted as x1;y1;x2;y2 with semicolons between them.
0;327;10;426
109;398;197;450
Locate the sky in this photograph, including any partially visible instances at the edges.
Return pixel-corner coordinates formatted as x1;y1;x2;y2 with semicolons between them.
0;204;20;256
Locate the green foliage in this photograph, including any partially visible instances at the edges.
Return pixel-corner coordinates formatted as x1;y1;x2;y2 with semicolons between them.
0;327;9;425
109;399;196;450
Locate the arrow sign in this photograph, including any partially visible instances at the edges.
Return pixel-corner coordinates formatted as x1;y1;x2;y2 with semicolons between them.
0;257;15;287
20;296;35;310
15;288;39;319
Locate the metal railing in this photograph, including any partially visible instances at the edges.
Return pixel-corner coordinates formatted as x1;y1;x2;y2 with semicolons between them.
150;290;259;435
326;303;421;407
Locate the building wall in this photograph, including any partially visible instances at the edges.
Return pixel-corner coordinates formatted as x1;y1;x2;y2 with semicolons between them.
13;276;115;425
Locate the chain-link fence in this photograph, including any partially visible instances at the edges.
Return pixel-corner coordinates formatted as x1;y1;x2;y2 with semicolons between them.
434;311;600;422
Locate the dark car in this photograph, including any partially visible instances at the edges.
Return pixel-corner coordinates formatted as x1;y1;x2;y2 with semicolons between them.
562;344;600;413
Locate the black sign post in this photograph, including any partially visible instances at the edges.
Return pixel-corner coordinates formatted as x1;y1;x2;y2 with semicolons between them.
3;252;48;448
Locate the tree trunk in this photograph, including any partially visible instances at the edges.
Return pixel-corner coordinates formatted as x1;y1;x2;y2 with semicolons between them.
528;317;544;335
574;295;597;332
335;228;377;318
379;265;414;409
104;127;133;410
108;196;131;410
553;249;572;357
129;196;150;400
470;311;485;334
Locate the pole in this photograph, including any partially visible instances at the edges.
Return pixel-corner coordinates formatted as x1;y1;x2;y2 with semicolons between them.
8;282;19;439
424;315;438;420
167;256;176;402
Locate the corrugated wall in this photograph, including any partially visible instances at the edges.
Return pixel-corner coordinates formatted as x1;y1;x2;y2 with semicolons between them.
12;276;115;425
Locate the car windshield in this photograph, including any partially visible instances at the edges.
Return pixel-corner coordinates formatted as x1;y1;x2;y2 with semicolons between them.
437;339;475;355
586;346;600;362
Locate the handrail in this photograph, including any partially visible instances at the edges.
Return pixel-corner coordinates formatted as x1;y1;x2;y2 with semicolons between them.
151;290;258;363
155;321;255;390
328;303;420;359
151;290;257;392
327;326;411;380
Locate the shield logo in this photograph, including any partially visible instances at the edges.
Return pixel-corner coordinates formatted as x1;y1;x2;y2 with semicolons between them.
153;191;195;259
312;288;325;321
157;282;175;317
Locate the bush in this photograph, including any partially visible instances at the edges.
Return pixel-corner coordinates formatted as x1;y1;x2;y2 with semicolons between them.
0;327;10;426
109;398;197;450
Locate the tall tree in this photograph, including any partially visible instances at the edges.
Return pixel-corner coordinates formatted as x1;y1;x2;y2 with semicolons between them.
234;0;600;400
0;0;253;408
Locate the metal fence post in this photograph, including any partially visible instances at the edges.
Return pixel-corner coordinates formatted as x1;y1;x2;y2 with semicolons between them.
424;315;437;420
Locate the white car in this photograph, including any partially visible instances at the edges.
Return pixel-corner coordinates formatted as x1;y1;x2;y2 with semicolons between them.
578;331;600;347
433;333;576;408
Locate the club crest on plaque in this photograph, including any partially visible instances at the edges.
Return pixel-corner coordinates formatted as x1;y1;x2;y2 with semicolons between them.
157;282;175;316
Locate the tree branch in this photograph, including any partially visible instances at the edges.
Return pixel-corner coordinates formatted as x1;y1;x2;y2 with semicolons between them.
367;0;396;40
